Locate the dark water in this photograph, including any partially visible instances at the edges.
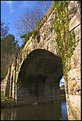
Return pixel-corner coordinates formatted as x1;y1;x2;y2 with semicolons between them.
1;101;68;120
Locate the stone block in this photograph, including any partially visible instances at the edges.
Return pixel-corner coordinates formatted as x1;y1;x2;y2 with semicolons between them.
68;68;81;83
69;11;81;31
68;1;78;18
70;40;81;69
74;24;81;41
68;95;81;109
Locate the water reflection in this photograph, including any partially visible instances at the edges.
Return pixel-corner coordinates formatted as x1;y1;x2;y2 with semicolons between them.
61;102;68;120
1;101;68;120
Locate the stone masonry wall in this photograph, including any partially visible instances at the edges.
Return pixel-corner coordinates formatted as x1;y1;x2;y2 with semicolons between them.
66;1;81;120
1;68;11;96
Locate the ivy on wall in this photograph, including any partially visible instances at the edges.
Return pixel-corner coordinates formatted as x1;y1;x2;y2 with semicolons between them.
20;29;39;49
54;1;78;86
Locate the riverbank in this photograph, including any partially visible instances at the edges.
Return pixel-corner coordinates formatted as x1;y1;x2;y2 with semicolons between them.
1;93;66;108
1;100;16;108
1;91;16;108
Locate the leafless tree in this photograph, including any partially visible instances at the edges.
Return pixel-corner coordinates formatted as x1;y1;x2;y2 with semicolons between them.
38;1;53;14
15;1;52;43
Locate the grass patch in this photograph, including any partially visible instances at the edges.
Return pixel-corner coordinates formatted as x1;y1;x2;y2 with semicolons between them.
0;91;15;103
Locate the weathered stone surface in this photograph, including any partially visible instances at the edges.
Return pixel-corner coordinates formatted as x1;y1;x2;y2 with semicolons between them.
69;11;81;31
67;2;81;118
68;1;79;18
68;68;80;81
74;25;81;41
1;68;11;96
68;79;81;95
17;84;62;105
67;94;81;120
70;40;81;69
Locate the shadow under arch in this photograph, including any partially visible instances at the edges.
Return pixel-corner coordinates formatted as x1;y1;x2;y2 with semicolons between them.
17;49;63;104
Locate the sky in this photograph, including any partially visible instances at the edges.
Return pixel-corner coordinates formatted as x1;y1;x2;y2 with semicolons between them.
59;76;65;87
1;1;39;46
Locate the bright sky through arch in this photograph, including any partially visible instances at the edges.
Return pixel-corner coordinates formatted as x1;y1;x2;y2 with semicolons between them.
59;76;65;87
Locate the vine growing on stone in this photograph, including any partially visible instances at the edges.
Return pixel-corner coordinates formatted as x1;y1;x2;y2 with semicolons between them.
54;1;78;86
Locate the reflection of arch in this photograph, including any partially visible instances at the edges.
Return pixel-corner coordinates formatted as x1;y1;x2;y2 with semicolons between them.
61;102;68;120
17;49;63;103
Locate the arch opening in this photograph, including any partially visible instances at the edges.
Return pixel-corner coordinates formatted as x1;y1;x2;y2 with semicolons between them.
17;49;64;103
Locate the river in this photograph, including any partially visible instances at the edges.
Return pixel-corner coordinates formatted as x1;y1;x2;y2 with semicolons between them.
1;101;68;120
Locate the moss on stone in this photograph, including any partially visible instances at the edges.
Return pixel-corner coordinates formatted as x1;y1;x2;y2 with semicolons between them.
53;1;78;86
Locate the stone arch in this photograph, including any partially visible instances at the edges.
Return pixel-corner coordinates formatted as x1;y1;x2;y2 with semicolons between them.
16;49;63;104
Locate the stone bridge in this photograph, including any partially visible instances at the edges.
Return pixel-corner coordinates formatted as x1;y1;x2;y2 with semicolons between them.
1;1;81;120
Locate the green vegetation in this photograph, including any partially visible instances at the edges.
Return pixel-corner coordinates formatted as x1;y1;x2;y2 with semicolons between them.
20;29;38;49
1;91;8;100
54;1;79;85
32;30;38;39
0;91;14;103
8;64;11;68
36;15;47;30
1;22;20;81
1;71;8;81
36;19;43;29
